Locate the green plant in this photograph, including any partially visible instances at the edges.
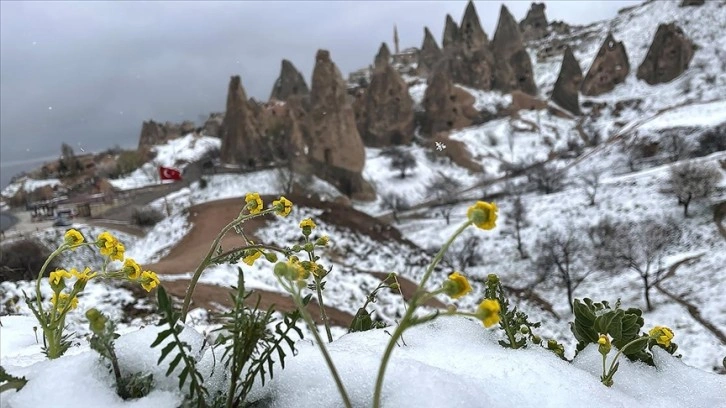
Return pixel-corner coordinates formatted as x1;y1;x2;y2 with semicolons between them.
214;271;303;407
86;308;154;400
152;286;209;407
349;273;396;333
0;366;27;394
116;150;144;177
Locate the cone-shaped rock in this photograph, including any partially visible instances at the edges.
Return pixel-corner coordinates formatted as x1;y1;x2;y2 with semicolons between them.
422;67;479;136
459;1;489;52
374;43;392;70
138;120;194;149
442;14;460;50
418;27;442;77
636;23;694;85
270;59;309;101
202;113;224;137
491;5;538;95
220;76;270;165
307;50;373;199
551;46;583;115
359;61;414;147
581;33;630;96
519;2;548;41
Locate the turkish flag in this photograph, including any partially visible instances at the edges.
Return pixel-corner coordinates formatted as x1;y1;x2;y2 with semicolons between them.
159;166;182;181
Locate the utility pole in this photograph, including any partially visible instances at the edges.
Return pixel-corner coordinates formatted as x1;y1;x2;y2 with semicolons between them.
394;25;400;54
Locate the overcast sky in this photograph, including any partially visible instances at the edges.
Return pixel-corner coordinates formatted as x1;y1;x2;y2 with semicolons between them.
0;0;641;187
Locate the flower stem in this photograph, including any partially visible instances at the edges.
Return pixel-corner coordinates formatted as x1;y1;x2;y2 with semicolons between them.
315;276;334;343
34;246;66;318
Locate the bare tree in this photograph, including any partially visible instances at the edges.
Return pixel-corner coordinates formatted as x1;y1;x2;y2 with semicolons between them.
590;218;682;311
534;226;589;313
660;131;695;163
528;162;566;194
505;195;529;259
443;235;481;272
667;161;723;217
381;192;410;224
426;171;462;225
579;169;602;206
382;147;417;178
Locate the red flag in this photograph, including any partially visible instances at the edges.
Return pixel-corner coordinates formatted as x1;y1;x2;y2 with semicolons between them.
159;166;182;181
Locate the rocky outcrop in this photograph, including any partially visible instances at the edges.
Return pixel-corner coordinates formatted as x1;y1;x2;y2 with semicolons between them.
138;120;196;149
636;23;694;85
581;33;630;96
417;27;442;77
374;43;392;69
459;0;489;52
491;5;538;95
219;76;270;166
357;45;414;147
306;50;374;200
270;59;310;101
202;113;224;137
680;0;704;6
422;67;479;135
519;3;548;41
551;45;583;115
442;14;460;50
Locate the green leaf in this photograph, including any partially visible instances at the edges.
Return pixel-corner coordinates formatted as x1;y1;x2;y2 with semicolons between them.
178;366;189;390
158;342;176;365
157;286;170;313
150;329;173;348
166;353;183;376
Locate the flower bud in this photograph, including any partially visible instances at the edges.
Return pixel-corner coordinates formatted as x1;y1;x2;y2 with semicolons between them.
487;274;499;285
85;308;106;334
304;243;315;253
291;244;302;252
598;334;612;356
264;252;278;263
315;235;330;246
389;282;400;291
274;262;289;278
520;325;530;335
532;335;541;344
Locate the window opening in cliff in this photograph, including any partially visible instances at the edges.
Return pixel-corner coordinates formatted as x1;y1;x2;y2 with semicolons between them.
324;148;333;164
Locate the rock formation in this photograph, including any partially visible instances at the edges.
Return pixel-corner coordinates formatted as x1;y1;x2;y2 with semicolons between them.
202;113;224;137
305;50;374;200
636;23;694;85
219;76;270;166
551;45;583;115
358;44;414;147
417;27;442;77
374;43;392;69
442;14;460;50
491;5;538;95
459;0;489;52
581;33;630;96
137;120;196;149
422;67;479;136
519;3;548;41
680;0;704;6
270;59;310;101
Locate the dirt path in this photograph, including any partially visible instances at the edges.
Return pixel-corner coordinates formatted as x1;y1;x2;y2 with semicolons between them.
656;254;726;345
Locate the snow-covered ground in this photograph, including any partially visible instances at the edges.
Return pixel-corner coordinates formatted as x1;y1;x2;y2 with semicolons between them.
1;178;62;200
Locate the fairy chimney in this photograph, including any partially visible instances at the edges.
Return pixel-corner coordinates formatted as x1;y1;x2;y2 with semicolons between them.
491;5;538;95
459;0;490;52
374;43;392;70
307;50;374;200
220;76;270;166
360;61;414;147
422;67;479;136
519;3;548;41
418;27;443;77
551;46;583;115
270;59;310;101
581;33;630;96
636;23;694;85
442;14;460;50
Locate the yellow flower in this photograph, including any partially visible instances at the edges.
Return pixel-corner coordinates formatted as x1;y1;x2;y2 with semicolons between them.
139;271;160;292
97;232;118;252
300;218;316;230
245;192;264;214
476;299;501;327
467;201;498;230
287;257;309;281
71;267;97;283
108;242;125;261
64;229;84;249
243;250;262;266
51;292;78;311
443;272;472;299
598;334;612;355
122;258;142;280
315;235;330;246
649;326;674;347
272;196;293;217
49;269;72;286
597;334;609;345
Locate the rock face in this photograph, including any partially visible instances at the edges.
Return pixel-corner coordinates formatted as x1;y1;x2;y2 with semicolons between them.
459;0;489;52
422;67;479;136
202;113;224;137
306;50;373;199
137;120;196;149
551;45;583;115
270;59;310;101
220;76;270;166
358;45;415;147
417;27;442;77
519;3;548;41
491;5;538;95
636;23;694;85
374;43;392;69
442;14;460;50
581;33;630;96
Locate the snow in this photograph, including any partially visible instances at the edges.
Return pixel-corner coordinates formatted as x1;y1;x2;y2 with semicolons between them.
638;100;726;131
1;178;62;199
109;134;221;190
